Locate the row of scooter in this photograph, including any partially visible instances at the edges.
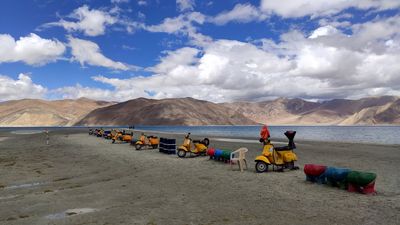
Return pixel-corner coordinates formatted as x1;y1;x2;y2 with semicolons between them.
89;128;377;194
89;128;159;150
89;128;300;173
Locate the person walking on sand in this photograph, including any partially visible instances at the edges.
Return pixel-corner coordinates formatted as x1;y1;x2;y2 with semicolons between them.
44;129;49;145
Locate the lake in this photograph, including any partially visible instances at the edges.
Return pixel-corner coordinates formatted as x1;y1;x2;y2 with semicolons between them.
135;125;400;145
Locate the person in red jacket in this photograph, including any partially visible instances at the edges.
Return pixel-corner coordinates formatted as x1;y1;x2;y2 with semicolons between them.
260;124;270;143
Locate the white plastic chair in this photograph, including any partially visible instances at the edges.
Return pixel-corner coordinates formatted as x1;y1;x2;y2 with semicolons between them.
230;148;248;172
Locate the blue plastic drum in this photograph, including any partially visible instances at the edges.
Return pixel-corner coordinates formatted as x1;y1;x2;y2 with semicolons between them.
214;149;223;160
324;167;351;188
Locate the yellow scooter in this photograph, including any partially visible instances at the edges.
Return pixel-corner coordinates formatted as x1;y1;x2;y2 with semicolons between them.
112;130;133;143
177;133;209;158
134;133;159;150
96;128;104;137
255;131;299;172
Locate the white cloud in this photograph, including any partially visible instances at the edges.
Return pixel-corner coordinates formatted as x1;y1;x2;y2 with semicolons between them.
57;15;400;102
56;84;113;101
177;0;195;12
111;0;130;3
260;0;400;18
0;33;66;66
68;37;136;71
149;47;200;74
211;3;267;25
146;12;205;33
138;0;147;6
0;74;47;101
145;12;211;46
309;25;339;39
42;5;117;36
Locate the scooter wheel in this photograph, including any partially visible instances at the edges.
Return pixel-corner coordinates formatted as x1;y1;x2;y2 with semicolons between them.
177;150;186;158
112;139;115;144
135;144;142;150
255;161;268;173
152;144;158;149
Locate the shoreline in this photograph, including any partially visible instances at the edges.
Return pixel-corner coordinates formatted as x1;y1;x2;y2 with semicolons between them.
2;126;400;147
128;128;400;148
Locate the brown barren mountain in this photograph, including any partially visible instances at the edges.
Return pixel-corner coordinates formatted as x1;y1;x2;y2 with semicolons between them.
1;96;399;126
0;98;113;126
76;97;257;126
223;96;400;125
222;98;322;125
340;98;400;125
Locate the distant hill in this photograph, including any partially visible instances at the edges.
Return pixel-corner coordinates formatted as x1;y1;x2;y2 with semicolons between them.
222;98;324;125
222;96;400;125
339;98;400;125
75;97;257;126
0;98;113;126
1;96;399;126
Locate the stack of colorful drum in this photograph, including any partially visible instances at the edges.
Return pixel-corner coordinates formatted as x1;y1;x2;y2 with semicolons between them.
304;164;377;194
206;148;231;162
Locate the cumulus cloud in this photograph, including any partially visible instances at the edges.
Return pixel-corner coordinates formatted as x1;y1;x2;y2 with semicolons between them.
211;3;268;25
176;0;195;12
148;47;200;74
308;25;339;39
260;0;400;18
138;0;147;6
111;0;130;3
146;11;205;33
0;33;66;66
56;84;114;101
0;74;47;101
57;14;400;102
41;5;117;36
68;36;137;71
145;12;211;46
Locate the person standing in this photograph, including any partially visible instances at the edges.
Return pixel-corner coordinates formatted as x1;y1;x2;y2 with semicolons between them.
44;129;49;145
260;124;271;142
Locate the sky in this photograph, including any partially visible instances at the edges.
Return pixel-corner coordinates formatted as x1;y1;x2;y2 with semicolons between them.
0;0;399;103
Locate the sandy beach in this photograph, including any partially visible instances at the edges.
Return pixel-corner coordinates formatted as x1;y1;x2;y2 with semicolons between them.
0;129;399;225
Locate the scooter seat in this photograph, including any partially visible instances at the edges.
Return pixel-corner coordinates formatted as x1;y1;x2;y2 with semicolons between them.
193;140;207;145
274;146;292;151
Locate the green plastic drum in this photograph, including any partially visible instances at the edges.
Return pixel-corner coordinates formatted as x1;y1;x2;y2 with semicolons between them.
221;150;231;161
347;171;376;186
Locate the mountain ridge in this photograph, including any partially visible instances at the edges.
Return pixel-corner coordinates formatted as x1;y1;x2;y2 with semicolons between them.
0;98;114;126
1;96;399;126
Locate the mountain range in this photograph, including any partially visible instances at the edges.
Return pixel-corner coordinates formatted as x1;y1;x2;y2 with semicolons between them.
0;98;112;126
0;96;399;126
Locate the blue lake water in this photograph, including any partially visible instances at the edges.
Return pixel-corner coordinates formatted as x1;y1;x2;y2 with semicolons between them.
1;126;399;145
135;125;400;145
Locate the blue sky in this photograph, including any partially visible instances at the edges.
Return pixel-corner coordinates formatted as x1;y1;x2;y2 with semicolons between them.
0;0;399;102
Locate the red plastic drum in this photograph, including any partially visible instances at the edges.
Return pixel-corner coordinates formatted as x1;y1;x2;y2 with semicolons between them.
304;164;327;176
206;148;215;157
